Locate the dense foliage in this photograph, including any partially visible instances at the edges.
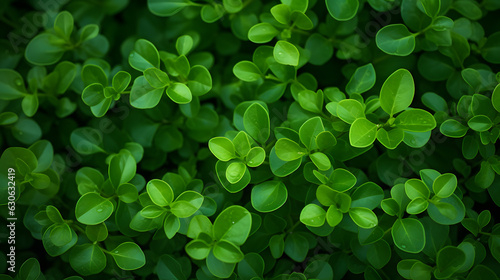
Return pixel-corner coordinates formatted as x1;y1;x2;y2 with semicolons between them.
1;0;500;279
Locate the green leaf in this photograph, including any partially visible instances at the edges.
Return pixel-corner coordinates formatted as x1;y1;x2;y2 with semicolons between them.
164;213;180;238
237;253;265;280
376;24;416;56
233;61;262;82
477;210;491;228
69;244;106;276
468;115;493;132
329;168;356;192
176;34;193;55
46;205;64;224
337;99;365;124
427;194;465;225
130;76;164;109
187;65;212;96
109;150;136;188
305;33;333;65
350;182;384;210
213;240;244;263
300;204;326;227
110;242;146;270
284;233;309;262
434;246;466;279
349;207;378;229
405;179;430;200
216;160;251;193
481;32;500;63
129;39;160;71
225;161;247;184
0;112;18;125
377;127;404;149
147;0;191;16
299;116;325;150
270;146;302;177
381;198;400;216
167;82;192;104
271;4;291;24
420;0;441;17
86;223;108;243
24;95;40;118
246;147;266;167
367;240;392;269
380;69;415;116
492;84;500;113
275;138;307;161
213;205;252;246
349;118;378;148
392;218;425;253
79;24;99;43
326;0;359;21
144;67;170;88
147;179;174;207
298;90;323;113
315;131;337;150
406;198;429;214
326;205;343;227
248;23;279;43
309;152;331;171
49;223;73;246
28;140;53;173
440;119;469;138
0;69;26;100
170;191;204;218
206;250;236;278
251;181;288;212
269;234;285;259
243;103;270;144
200;4;225;23
394;109;436;132
274;40;300;66
346;63;376;95
54;11;74;39
18;258;41;280
209;137;236;161
25;33;66;66
75;193;114;225
185;239;211;260
433;173;457;198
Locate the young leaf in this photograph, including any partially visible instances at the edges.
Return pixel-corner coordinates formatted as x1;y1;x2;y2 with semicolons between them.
349;207;378;229
394;109;436;132
243;103;270;144
345;63;376;95
251;181;288;212
326;0;359;21
75;193;114;225
110;242;146;270
349;118;378;148
300;204;326;227
274;40;300;66
376;24;416;56
209;137;236;161
129;39;160;71
380;69;415;116
391;218;425;253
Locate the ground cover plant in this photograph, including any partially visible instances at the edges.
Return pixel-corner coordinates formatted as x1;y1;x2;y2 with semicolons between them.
0;0;500;279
